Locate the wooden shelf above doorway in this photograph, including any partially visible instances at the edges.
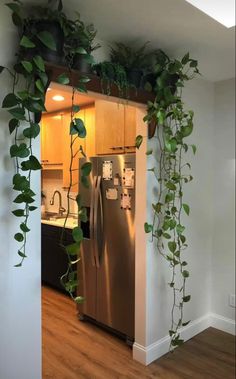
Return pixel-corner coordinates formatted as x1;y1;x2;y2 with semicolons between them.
45;62;157;138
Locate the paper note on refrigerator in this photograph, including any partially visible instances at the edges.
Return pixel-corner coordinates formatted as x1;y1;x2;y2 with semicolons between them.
121;193;131;210
123;168;135;188
106;188;118;200
102;161;113;180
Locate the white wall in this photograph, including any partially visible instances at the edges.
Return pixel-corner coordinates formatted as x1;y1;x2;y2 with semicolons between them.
147;78;214;342
133;78;216;364
134;76;235;364
0;6;41;379
211;78;235;321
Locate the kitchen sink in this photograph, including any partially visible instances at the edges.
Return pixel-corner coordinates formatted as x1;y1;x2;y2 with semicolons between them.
41;211;67;221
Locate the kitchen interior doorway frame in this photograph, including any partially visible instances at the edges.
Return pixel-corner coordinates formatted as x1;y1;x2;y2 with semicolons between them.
42;63;151;364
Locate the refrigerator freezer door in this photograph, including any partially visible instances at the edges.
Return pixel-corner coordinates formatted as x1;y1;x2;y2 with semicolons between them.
77;157;98;319
96;154;135;339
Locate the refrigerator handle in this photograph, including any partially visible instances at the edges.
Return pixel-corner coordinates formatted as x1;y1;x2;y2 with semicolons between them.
94;175;103;268
90;175;97;267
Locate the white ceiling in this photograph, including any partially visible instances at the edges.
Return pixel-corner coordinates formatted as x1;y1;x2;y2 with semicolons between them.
185;0;235;28
64;0;235;82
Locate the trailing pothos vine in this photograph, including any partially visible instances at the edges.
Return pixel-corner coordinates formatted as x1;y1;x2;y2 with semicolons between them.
136;53;199;349
0;55;47;266
58;81;92;303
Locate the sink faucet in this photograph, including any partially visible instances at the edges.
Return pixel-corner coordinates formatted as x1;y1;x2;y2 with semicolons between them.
50;190;66;216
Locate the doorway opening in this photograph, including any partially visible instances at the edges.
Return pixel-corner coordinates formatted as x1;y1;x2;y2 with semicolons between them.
41;81;147;376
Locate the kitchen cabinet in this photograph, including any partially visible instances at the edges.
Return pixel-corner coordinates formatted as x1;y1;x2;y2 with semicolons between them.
84;106;96;158
41;113;63;167
41;105;95;189
41;223;74;294
124;105;136;153
95;100;136;155
95;100;125;155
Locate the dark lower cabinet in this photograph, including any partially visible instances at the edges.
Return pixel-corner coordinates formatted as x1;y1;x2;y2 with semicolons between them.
41;223;73;294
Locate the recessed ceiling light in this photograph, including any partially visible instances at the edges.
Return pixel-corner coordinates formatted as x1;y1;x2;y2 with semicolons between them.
52;95;65;102
185;0;235;28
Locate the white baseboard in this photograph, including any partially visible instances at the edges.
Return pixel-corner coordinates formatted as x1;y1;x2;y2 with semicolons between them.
133;312;236;365
133;313;210;366
209;312;236;336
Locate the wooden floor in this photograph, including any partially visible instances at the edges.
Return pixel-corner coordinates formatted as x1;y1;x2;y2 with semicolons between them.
42;286;235;379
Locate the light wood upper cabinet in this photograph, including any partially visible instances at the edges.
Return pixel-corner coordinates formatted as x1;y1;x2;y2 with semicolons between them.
41;99;136;189
41;113;63;166
124;104;136;153
95;100;125;155
84;106;96;157
95;100;136;155
41;106;95;190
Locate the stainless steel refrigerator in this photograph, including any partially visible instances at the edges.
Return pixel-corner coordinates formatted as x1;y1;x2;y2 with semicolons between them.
78;154;135;342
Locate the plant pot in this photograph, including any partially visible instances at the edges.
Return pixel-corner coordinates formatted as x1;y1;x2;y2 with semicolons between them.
168;74;179;95
127;69;143;88
94;63;116;81
35;21;64;64
148;118;157;138
142;73;156;91
73;55;93;73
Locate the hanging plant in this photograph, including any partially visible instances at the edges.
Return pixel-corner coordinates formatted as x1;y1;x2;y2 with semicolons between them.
64;13;100;72
94;42;153;97
0;0;91;303
58;83;92;301
136;52;200;349
0;53;47;266
110;42;151;88
94;61;129;97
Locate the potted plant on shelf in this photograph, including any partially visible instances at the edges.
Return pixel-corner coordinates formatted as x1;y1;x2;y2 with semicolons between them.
93;61;129;97
110;42;151;88
65;15;100;73
143;49;180;94
8;0;69;65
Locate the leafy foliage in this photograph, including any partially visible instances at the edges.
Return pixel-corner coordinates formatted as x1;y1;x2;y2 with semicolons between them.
110;42;151;71
94;61;129;97
141;53;199;350
64;12;100;68
0;16;51;265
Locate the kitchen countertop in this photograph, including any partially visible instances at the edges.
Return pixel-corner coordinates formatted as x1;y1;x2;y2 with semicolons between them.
41;216;78;229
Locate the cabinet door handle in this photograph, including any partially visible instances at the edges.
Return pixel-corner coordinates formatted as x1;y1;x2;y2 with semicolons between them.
124;145;136;149
110;146;123;150
42;162;63;165
41;160;49;163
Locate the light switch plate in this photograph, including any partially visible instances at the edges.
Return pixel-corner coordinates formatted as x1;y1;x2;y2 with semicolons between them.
229;294;235;308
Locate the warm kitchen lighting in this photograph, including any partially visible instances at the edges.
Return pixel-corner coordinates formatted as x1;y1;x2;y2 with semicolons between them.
185;0;235;28
52;95;65;101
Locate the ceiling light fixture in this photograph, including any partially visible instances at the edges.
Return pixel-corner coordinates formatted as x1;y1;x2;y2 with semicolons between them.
52;95;65;102
185;0;235;28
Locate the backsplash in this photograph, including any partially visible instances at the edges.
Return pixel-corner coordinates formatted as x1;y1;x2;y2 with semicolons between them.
41;170;78;216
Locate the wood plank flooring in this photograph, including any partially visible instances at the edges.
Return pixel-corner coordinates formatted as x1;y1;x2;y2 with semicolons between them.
42;286;235;379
